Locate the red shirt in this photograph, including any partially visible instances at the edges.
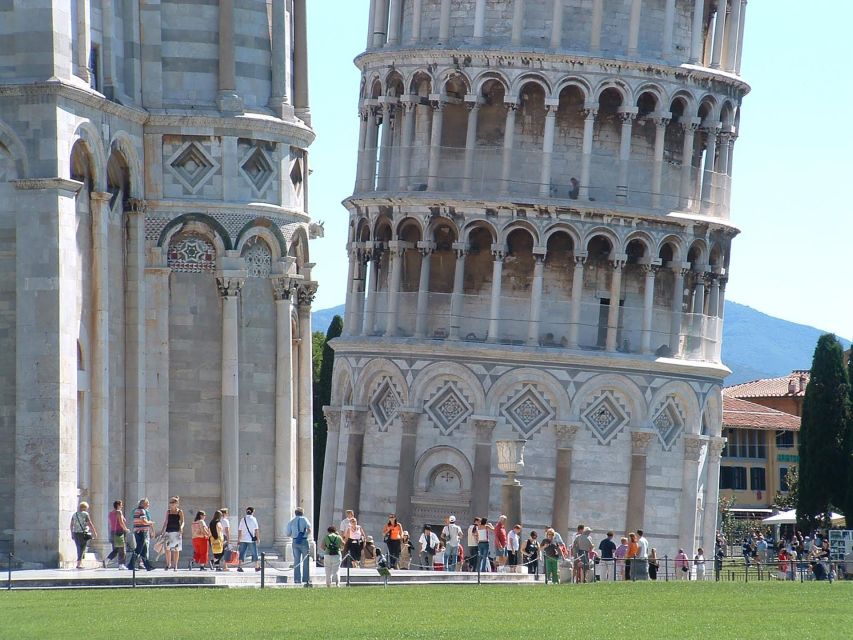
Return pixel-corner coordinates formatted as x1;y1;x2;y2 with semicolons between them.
495;522;507;548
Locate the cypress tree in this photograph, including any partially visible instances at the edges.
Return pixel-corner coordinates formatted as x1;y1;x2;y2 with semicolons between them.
843;348;853;523
796;334;850;532
313;315;343;525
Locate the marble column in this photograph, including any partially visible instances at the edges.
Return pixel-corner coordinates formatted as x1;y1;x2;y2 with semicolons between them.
651;115;670;208
689;0;704;64
500;102;518;195
372;0;389;47
272;277;295;551
89;191;111;553
552;423;579;540
341;408;369;515
414;242;434;338
471;418;497;518
527;252;545;346
692;269;707;316
319;407;343;532
348;247;367;337
539;102;558;197
377;99;396;191
124;199;147;505
707;271;721;318
662;0;677;59
362;251;379;336
590;0;604;52
710;0;727;69
640;263;659;355
702;437;726;551
439;0;452;42
385;241;405;336
343;243;358;336
75;0;92;83
387;0;403;45
487;247;505;343
218;273;244;521
394;410;421;531
367;0;377;48
700;127;719;208
410;0;422;43
449;244;467;341
725;0;742;71
568;254;586;348
550;0;564;48
296;282;318;519
463;99;481;194
217;0;243;112
735;1;747;74
669;264;689;356
617;111;636;203
580;108;597;200
679;435;707;556
355;107;370;192
427;98;445;191
626;431;654;533
605;257;625;352
679;120;699;209
627;0;642;56
101;0;116;95
717;277;728;319
294;0;311;123
269;0;291;116
473;0;486;43
511;0;525;45
398;98;416;191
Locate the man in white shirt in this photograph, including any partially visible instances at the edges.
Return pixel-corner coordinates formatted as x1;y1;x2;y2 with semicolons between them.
237;506;261;573
441;515;462;571
220;507;232;571
418;525;440;571
507;524;522;573
339;509;354;535
635;528;650;580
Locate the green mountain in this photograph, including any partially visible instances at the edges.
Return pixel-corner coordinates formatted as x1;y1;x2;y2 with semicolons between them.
311;301;849;385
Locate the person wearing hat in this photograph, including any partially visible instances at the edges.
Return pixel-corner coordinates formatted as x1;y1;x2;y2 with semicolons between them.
418;525;440;571
362;535;379;569
441;515;462;571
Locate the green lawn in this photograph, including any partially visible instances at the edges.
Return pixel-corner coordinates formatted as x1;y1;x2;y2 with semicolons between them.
0;582;849;639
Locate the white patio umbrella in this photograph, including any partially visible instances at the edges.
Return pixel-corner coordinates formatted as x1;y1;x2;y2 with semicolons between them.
761;509;846;525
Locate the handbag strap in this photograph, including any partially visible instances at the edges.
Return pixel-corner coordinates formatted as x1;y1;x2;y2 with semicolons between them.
75;512;86;532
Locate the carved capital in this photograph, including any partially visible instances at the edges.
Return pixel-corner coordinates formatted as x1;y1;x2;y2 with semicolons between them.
581;107;598;120
472;417;497;442
272;276;296;301
681;121;700;134
553;422;579;448
398;410;421;436
642;263;661;277
618;111;636;125
344;408;369;434
216;276;244;298
126;198;148;214
708;436;727;462
683;435;707;462
654;116;671;129
631;430;655;455
573;253;588;266
491;248;506;261
323;406;343;432
296;281;318;307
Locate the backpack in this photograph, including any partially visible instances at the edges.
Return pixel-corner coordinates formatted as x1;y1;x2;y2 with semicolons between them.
293;517;308;544
326;534;341;555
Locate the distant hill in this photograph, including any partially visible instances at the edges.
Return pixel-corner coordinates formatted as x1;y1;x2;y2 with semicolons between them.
312;301;849;385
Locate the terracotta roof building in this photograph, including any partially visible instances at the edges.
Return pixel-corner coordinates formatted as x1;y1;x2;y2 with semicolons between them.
724;370;809;417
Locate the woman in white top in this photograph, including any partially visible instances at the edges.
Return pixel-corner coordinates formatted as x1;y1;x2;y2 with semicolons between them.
476;517;494;573
344;517;365;568
694;547;707;580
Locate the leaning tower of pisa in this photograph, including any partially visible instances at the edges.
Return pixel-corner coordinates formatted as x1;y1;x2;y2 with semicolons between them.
323;0;748;557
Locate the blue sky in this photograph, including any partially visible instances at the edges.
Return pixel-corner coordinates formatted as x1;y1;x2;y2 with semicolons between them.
306;1;852;339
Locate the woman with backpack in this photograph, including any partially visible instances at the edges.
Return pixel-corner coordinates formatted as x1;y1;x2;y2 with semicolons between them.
320;525;344;587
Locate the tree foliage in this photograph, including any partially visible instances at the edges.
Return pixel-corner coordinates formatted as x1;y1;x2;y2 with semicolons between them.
773;466;798;510
312;315;343;526
796;334;850;532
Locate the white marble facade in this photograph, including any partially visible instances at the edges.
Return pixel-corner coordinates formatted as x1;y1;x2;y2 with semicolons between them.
323;0;748;558
0;1;315;567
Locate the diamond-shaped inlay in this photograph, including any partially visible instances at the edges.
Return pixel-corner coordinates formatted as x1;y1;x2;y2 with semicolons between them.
370;379;401;431
169;142;217;193
582;392;629;445
425;382;473;435
241;147;274;194
502;385;554;437
652;398;684;451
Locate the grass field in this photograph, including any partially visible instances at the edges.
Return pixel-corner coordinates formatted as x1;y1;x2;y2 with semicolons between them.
1;582;849;639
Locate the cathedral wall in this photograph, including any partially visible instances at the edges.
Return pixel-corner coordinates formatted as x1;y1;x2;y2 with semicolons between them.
161;1;220;107
107;202;127;503
234;0;273;110
168;273;223;513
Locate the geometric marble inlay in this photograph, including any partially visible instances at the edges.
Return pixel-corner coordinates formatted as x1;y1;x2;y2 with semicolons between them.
169;142;217;193
652;398;684;451
425;381;472;435
370;378;401;432
167;234;216;273
241;146;274;194
582;391;629;445
501;384;554;437
242;238;272;278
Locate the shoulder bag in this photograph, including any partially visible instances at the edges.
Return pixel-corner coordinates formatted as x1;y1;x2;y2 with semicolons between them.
75;513;93;541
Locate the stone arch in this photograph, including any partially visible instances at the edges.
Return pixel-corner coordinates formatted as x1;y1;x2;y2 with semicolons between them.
69;121;107;192
623;230;655;257
108;131;142;198
331;360;355;406
355;358;409;406
472;70;510;97
364;73;382;99
235;218;287;258
410;361;486;413
571;373;647;425
701;387;723;438
499;219;539;246
394;215;424;240
511;73;552;101
407;69;434;96
584;226;621;257
355;216;371;242
543;223;581;250
635;83;667;113
657;235;685;263
438;69;472;96
593;79;633;105
384;70;405;97
719;100;735;127
157;213;232;251
486;368;567;418
164;219;226;274
413;446;474;494
0;118;28;178
554;76;592;103
288;225;310;272
461;219;498;245
697;95;719;125
687;238;708;266
669;90;697;117
648;380;702;437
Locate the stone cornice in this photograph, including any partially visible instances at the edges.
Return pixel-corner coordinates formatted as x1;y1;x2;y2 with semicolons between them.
331;337;731;382
354;48;751;97
144;199;310;224
0;81;148;124
12;177;83;193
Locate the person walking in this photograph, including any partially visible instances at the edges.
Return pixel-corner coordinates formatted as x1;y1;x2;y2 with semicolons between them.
441;515;462;571
104;500;129;569
675;548;689;579
494;515;508;572
507;524;522;574
382;514;403;569
237;506;261;572
70;502;97;569
598;531;617;581
219;507;232;571
418;525;440;571
286;506;312;585
572;527;593;583
320;525;344;587
524;531;540;575
126;498;155;571
476;517;494;573
209;511;225;570
466;517;480;572
191;511;211;569
541;528;560;584
694;547;706;581
160;497;184;571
